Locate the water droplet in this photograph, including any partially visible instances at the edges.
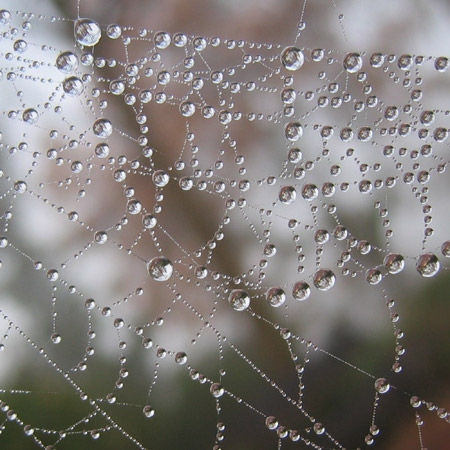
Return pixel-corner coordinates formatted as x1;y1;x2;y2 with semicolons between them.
279;186;296;204
266;287;286;307
285;122;303;141
127;199;142;215
343;53;362;73
175;352;187;364
147;256;174;281
143;214;157;229
93;118;113;138
313;269;335;291
281;47;304;71
13;39;28;53
302;184;318;201
292;281;311;301
74;19;102;47
210;383;224;398
95;143;110;158
416;253;440;277
265;416;279;430
51;333;61;344
441;241;450;257
152;170;170;187
383;253;405;274
94;231;108;244
374;378;390;394
110;80;125;95
143;405;155;418
263;243;277;257
435;56;449;72
281;88;297;104
0;10;12;25
63;76;84;96
180;101;196;117
22;108;38;124
154;31;171;49
14;181;27;193
366;268;383;285
106;24;121;39
228;289;250;311
313;423;325;435
47;269;59;282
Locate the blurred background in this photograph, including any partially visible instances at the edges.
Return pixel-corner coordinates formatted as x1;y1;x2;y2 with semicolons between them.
0;0;449;448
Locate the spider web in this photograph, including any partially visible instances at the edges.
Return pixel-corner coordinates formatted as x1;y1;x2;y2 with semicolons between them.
0;0;449;448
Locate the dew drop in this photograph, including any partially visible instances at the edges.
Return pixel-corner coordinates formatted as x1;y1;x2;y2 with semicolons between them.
281;47;304;71
292;281;311;301
0;10;12;25
302;184;318;201
266;287;286;307
143;405;155;418
127;199;142;215
51;333;61;344
441;241;450;257
416;253;440;277
152;170;170;187
14;181;27;194
74;18;102;47
343;53;363;73
147;256;174;281
94;231;108;244
228;289;250;311
63;76;84;96
383;253;405;274
279;185;296;204
22;108;38;124
210;382;224;398
374;378;390;394
93;118;113;138
285;122;303;141
313;269;335;291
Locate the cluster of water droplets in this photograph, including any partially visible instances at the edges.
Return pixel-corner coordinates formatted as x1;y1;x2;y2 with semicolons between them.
0;1;448;449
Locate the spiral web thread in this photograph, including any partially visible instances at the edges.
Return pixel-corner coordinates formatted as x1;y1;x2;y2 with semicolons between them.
0;0;449;448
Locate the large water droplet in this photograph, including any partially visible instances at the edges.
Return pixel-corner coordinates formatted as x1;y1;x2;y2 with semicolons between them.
292;281;311;301
383;253;405;274
228;289;250;311
22;108;38;124
74;18;102;47
152;170;170;187
302;184;318;201
0;9;12;25
281;47;304;71
285;122;303;141
266;287;286;307
441;241;450;257
313;269;335;291
343;53;362;73
279;186;296;204
93;118;113;138
210;383;224;398
374;378;390;394
147;256;174;281
63;76;84;96
416;253;440;277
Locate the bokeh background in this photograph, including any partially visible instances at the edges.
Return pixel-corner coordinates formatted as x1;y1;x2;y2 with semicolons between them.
0;0;449;449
